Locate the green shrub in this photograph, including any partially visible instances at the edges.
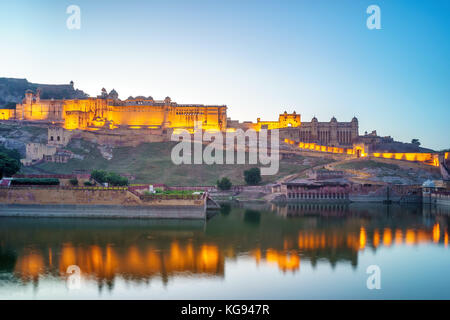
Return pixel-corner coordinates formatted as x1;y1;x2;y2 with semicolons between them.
0;146;21;161
84;181;94;186
90;170;128;186
244;167;261;185
11;178;59;186
217;177;232;190
153;188;200;195
91;169;108;183
0;152;20;179
105;172;128;186
69;178;78;186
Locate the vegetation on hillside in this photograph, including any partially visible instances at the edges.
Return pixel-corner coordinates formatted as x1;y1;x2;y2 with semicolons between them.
217;177;232;190
91;169;128;186
335;160;400;171
23;139;331;186
143;188;201;196
11;178;59;185
244;167;262;185
0;146;21;162
0;149;21;178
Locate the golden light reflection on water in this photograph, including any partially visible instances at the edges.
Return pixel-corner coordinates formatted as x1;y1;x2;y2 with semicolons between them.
359;227;367;250
383;228;393;247
246;224;448;273
5;219;449;285
252;248;301;272
373;229;380;248
48;242;222;283
14;252;45;281
433;224;440;243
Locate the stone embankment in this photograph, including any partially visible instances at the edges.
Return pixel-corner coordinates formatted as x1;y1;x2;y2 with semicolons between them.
0;186;207;219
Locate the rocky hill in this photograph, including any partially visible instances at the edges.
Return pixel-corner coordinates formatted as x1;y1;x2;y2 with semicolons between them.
370;141;435;153
0;77;88;107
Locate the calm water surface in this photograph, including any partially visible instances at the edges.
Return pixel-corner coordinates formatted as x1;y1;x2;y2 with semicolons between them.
0;203;449;299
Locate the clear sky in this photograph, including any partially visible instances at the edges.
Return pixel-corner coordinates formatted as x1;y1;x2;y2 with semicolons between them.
0;0;448;150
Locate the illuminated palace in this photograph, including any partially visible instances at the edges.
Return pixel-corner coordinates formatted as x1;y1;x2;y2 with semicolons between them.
14;88;228;131
3;87;447;169
298;116;359;147
6;89;358;144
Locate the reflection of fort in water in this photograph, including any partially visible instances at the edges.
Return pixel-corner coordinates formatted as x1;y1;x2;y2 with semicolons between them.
13;242;223;289
0;204;448;289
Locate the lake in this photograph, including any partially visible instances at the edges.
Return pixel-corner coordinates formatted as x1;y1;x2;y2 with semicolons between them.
0;202;449;299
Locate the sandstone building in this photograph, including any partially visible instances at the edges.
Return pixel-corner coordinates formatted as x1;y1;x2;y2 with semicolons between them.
298;116;359;147
2;88;363;163
227;111;301;131
6;89;359;144
14;89;228;132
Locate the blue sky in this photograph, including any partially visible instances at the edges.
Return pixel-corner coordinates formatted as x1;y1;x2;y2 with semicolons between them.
0;0;449;149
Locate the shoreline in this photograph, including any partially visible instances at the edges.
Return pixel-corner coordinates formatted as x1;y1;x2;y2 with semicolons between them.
0;203;206;219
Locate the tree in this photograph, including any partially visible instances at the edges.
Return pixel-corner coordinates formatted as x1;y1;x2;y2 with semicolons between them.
411;139;421;146
217;177;232;190
91;170;128;186
244;167;261;185
105;172;128;186
0;146;21;161
0;153;20;179
91;169;108;183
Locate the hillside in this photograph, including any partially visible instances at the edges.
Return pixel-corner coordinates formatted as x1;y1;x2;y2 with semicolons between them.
1;122;442;186
0;77;88;107
0;123;48;156
20;138;334;186
331;158;441;185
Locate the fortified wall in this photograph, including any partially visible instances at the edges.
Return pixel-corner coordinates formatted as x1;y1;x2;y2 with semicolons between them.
284;138;444;167
4;87;443;170
13;89;228;132
227;111;301;131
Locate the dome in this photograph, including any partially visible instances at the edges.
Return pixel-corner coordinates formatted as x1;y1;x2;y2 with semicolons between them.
312;116;318;122
330;116;337;122
352;116;358;122
108;89;119;99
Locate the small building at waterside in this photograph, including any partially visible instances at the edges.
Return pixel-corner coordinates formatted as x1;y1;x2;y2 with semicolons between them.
422;180;450;206
281;178;351;202
275;170;423;204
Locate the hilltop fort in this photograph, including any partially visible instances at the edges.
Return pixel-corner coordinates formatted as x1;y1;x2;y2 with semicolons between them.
0;80;447;172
